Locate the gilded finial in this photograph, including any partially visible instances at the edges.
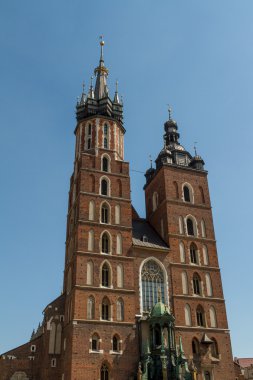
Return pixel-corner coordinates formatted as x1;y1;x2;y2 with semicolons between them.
99;35;105;46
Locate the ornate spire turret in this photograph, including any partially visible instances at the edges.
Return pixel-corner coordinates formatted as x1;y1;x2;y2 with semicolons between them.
94;36;109;100
113;80;120;104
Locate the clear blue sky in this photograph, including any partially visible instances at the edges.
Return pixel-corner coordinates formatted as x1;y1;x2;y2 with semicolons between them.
0;0;252;357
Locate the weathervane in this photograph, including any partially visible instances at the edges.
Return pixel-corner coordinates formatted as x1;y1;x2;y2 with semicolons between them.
167;105;172;120
194;141;198;156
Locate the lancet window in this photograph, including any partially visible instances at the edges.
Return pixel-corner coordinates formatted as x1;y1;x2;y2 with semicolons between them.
141;260;165;312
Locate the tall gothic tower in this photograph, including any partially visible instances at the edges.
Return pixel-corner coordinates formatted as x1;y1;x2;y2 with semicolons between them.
0;41;235;380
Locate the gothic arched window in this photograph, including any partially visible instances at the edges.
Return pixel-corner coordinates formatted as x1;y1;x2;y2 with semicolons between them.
210;306;217;327
193;273;201;295
88;200;95;221
101;203;109;224
91;333;99;351
187;218;195;236
190;243;198;264
192;338;200;355
102;263;110;287
205;273;213;296
117;264;123;288
100;363;109;380
101;298;110;321
183;185;191;202
101;179;108;196
102;156;109;172
182;271;188;295
196;305;205;327
101;232;110;254
185;304;192;326
87;260;93;285
211;338;219;358
203;245;209;265
141;260;165;312
103;124;109;149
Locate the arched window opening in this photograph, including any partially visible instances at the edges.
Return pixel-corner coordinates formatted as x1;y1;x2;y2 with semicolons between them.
117;264;123;288
101;203;109;224
187;218;195;236
152;192;159;211
182;272;188;295
199;186;205;204
103;124;109;149
102;156;109;172
203;245;209;265
204;371;211;380
115;204;121;224
190;243;198;264
179;216;184;234
112;335;120;352
91;333;99;351
116;298;124;321
87;137;91;150
89;175;95;193
206;273;213;297
87;296;95;319
101;363;109;380
183;185;191;202
179;241;185;263
116;233;122;255
201;219;206;238
193;273;201;295
141;260;165;312
185;304;192;326
88;201;95;221
101;179;108;196
211;338;219;358
49;322;56;354
88;230;94;252
102;263;110;287
101;232;110;254
210;306;217;328
87;260;94;285
196;305;205;327
192;338;200;355
101;298;110;321
173;181;179;199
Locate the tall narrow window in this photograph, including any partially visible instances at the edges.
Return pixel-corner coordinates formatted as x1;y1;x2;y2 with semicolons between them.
112;335;120;351
205;273;213;296
101;298;110;321
199;186;205;204
89;200;95;221
187;218;195;236
101;179;108;196
179;241;185;263
173;181;179;199
116;299;124;321
103;124;109;149
117;264;123;288
141;260;165;312
209;306;217;328
49;322;56;354
102;263;110;287
115;205;121;224
183;185;191;202
203;245;209;265
87;296;95;319
87;260;94;285
196;305;205;327
116;233;122;255
211;338;219;357
101;232;110;254
193;273;201;295
190;243;198;264
102;156;109;172
192;338;200;355
88;230;94;252
201;219;206;238
101;363;109;380
101;203;109;224
117;179;122;197
182;272;188;295
91;333;99;351
185;304;192;326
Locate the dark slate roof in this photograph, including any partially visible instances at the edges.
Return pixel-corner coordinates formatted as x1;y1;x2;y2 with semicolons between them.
132;219;168;250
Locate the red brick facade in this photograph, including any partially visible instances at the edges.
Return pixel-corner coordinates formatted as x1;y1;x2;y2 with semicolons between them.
0;48;235;380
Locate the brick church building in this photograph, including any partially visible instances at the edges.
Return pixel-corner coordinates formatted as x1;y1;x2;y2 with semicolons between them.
0;40;235;380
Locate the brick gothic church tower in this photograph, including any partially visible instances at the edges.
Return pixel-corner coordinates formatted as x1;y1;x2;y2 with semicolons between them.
0;41;235;380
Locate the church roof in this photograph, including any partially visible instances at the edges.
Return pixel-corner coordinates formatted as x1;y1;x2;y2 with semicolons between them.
235;358;253;368
132;219;168;250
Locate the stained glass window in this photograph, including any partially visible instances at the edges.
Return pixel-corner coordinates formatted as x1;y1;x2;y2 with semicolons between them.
141;260;165;312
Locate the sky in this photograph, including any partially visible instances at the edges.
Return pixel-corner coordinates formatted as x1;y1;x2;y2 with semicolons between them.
0;0;253;358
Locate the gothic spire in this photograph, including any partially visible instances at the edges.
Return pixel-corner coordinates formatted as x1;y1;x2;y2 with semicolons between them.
113;80;120;104
94;36;109;100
